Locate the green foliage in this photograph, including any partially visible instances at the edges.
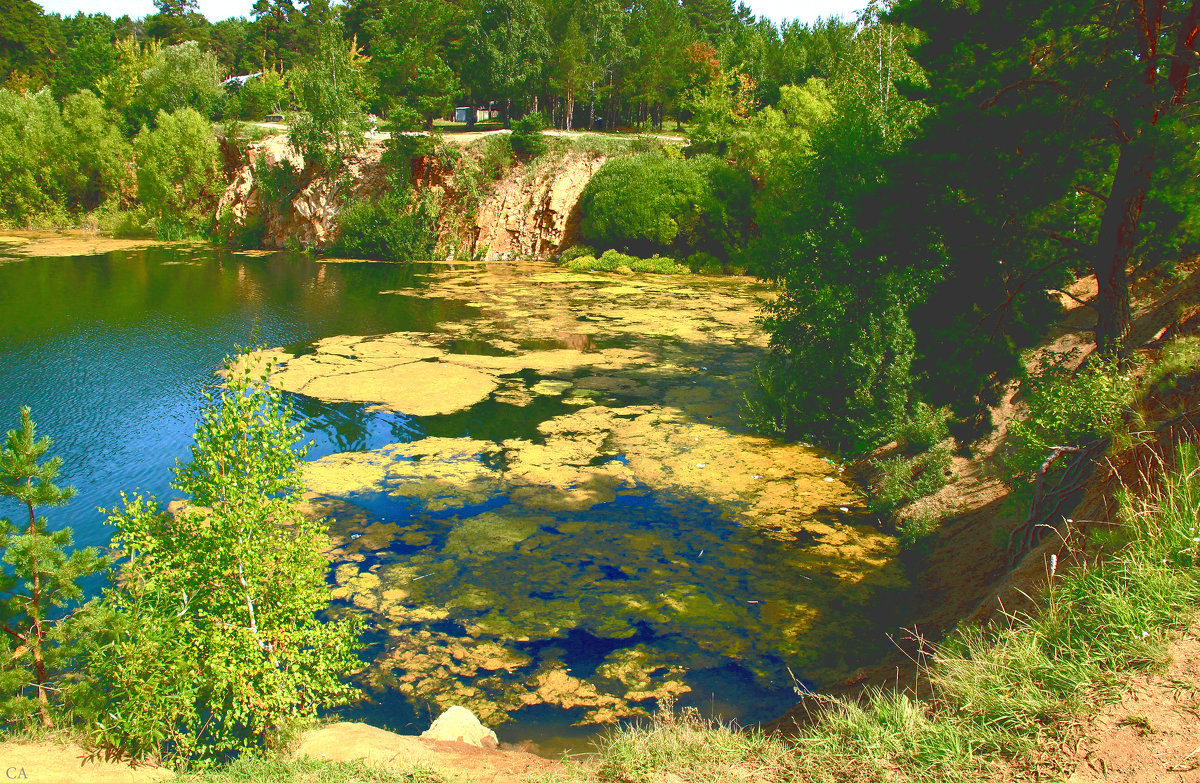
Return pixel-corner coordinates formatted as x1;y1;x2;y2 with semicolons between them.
1001;354;1136;486
0;87;133;224
0;407;106;729
332;189;441;262
510;113;547;159
578;153;749;260
556;243;595;264
232;70;287;121
177;755;447;783
133;107;222;236
82;357;361;766
289;20;371;173
132;41;223;126
1145;336;1200;393
867;445;952;520
747;278;923;453
684;251;724;275
381;132;435;190
561;250;689;274
893;403;950;454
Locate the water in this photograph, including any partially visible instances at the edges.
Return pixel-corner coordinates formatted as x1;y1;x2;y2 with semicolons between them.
0;247;473;548
0;244;907;752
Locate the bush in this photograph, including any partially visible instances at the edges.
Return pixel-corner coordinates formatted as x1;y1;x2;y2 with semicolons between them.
579;154;710;256
82;356;362;766
561;249;689;274
133;107;222;235
892;403;950;453
510;113;548;159
332;189;441;262
1001;353;1135;485
557;244;595;264
685;251;724;274
868;444;953;519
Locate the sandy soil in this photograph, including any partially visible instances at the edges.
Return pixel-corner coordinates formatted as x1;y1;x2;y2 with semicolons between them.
0;231;179;258
1066;625;1200;782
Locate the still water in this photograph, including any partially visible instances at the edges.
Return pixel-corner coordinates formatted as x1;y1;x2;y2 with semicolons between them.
0;244;906;751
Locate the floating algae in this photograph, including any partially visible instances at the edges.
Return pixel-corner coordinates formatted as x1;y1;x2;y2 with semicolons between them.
277;262;906;733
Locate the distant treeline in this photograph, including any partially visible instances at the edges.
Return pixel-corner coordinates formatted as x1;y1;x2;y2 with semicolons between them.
0;0;855;129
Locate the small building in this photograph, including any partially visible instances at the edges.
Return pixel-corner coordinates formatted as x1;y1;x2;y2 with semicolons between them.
221;72;262;89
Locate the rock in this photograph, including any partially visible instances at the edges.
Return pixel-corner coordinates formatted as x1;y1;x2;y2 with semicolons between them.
420;705;500;748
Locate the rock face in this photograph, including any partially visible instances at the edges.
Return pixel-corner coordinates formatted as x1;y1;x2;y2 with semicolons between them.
217;133;604;259
217;135;388;251
467;153;607;259
420;705;500;748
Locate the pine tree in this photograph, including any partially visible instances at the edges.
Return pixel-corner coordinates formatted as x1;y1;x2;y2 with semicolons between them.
0;407;105;728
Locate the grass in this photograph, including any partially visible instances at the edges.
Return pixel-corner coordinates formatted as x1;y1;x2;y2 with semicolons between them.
177;756;447;783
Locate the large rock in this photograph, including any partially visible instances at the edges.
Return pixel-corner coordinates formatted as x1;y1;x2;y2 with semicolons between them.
420;706;499;748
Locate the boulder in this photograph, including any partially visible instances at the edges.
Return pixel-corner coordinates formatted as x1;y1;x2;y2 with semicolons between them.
420;706;499;748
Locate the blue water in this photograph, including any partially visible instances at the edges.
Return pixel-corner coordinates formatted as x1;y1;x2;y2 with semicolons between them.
0;247;474;548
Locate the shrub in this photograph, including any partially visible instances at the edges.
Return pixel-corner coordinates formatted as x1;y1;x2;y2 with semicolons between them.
1146;335;1200;392
579;152;752;262
510;113;548;159
561;250;689;274
579;154;709;256
892;403;950;454
82;356;362;766
868;444;953;519
685;251;724;274
1001;353;1136;485
557;244;595;264
332;188;441;262
133;107;222;235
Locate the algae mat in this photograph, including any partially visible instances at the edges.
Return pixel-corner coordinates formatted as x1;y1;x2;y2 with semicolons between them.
268;262;906;734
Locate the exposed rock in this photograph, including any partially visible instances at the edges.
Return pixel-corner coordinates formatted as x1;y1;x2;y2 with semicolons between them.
466;153;608;259
420;706;500;748
217;133;607;259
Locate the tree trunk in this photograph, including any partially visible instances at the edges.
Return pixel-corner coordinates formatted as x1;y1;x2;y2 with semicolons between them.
26;500;51;728
566;89;574;131
1093;135;1153;352
503;97;512;129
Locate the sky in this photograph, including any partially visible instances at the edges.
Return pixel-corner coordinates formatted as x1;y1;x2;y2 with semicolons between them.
35;0;866;26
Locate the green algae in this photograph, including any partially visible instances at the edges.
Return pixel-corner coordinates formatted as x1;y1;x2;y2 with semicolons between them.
283;262;903;729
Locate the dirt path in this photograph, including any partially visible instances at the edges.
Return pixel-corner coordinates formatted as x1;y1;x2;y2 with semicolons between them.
1066;625;1200;782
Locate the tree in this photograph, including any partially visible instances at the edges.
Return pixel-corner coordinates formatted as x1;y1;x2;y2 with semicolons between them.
132;41;223;123
289;18;371;171
85;356;361;765
133;107;222;232
0;408;105;728
470;0;548;127
744;13;933;451
146;0;209;45
0;0;53;84
370;0;461;130
893;0;1200;355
